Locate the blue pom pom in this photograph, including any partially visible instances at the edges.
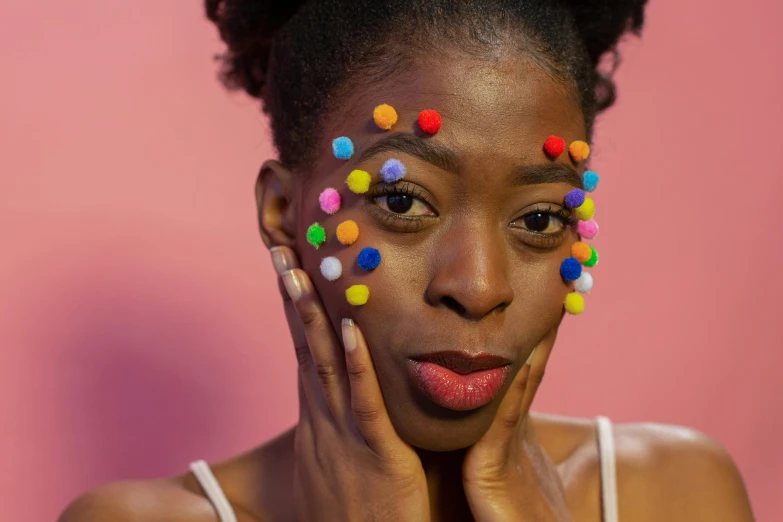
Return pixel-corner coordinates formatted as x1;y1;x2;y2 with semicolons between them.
560;257;582;281
564;189;585;209
357;247;382;271
583;171;600;192
380;159;407;183
332;137;354;160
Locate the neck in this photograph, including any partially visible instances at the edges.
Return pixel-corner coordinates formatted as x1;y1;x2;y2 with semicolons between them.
417;447;473;522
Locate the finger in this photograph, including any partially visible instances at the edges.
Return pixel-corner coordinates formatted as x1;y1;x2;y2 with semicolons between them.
476;357;532;454
520;342;554;416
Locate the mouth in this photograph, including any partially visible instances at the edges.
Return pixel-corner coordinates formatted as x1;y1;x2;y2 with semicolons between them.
407;351;512;412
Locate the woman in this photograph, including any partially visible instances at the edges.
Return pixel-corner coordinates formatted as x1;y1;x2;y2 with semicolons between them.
59;1;755;520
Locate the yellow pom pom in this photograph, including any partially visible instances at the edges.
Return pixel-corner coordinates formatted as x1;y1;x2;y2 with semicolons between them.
569;140;590;162
574;197;595;221
564;292;585;315
336;220;359;245
346;284;370;306
373;104;398;130
346;169;371;194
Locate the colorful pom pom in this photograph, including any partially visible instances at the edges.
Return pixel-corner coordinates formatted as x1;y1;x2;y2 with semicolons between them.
560;257;583;281
582;170;600;192
380;158;407;183
373;104;398;130
336;220;359;245
543;135;566;158
357;247;381;271
577;219;599;239
564;188;586;209
346;284;370;306
306;223;326;249
571;242;592;264
319;188;341;215
346;169;371;194
332;137;354;160
575;271;593;294
574;197;595;221
584;246;599;267
320;256;343;281
569;140;590;162
418;109;442;135
564;292;585;315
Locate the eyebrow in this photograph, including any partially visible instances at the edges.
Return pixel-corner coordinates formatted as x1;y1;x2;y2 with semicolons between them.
514;163;583;188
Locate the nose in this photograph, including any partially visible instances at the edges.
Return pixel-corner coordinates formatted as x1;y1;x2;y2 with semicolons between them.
425;220;514;321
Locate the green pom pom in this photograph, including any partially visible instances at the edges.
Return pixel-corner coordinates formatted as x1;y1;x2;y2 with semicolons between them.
306;223;326;248
584;246;599;267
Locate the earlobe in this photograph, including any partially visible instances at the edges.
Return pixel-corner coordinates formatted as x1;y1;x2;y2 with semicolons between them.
255;159;297;249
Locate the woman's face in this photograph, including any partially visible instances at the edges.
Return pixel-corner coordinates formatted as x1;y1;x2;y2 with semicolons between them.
290;52;586;451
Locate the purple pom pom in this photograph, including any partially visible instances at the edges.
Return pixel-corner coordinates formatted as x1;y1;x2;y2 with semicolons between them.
380;159;407;183
564;189;586;209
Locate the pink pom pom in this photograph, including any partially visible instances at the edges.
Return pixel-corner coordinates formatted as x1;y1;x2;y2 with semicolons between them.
577;219;599;239
319;188;341;215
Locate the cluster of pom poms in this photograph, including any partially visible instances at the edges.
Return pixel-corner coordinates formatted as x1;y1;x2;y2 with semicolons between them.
542;135;591;164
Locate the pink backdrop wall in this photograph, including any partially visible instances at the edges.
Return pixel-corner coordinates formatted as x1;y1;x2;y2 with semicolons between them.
1;1;780;519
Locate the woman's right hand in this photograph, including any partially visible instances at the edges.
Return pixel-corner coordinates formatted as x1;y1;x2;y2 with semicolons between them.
270;246;431;522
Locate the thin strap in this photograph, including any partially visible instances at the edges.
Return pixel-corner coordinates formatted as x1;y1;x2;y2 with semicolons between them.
595;416;619;522
189;460;238;522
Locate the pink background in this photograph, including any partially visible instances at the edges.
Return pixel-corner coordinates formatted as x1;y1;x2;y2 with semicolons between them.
1;1;781;520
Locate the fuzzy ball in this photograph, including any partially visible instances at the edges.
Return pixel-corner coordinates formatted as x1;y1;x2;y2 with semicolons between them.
306;223;326;249
584;246;599;267
560;257;583;281
569;140;590;162
336;220;359;245
373;104;398;130
380;159;407;183
418;109;442;135
320;256;343;281
543;135;566;158
346;284;370;306
582;170;600;192
564;292;585;315
564;189;586;209
575;271;594;294
319;188;341;215
357;247;382;271
574;197;595;221
577;219;599;239
571;242;592;264
332;137;354;160
346;169;371;194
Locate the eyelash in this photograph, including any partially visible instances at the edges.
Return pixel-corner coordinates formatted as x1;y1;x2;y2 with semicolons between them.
511;204;577;249
365;182;438;232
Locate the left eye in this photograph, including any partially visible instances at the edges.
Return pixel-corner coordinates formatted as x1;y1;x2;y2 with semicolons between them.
517;211;566;234
373;194;435;216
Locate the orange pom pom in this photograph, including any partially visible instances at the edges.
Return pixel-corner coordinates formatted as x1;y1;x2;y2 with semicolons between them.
571;242;592;263
569;140;590;162
336;220;359;245
373;104;398;130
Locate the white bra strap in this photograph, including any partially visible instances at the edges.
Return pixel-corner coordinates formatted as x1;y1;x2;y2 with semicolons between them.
595;416;619;522
189;460;238;522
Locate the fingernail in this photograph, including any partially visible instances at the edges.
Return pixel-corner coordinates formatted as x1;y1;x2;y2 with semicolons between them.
282;270;302;302
525;349;535;366
342;318;357;352
270;247;289;275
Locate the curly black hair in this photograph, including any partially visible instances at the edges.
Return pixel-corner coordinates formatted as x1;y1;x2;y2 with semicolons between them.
206;0;647;169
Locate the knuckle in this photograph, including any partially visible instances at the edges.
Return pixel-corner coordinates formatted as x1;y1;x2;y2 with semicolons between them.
346;361;370;382
315;362;339;388
352;403;383;425
294;343;312;369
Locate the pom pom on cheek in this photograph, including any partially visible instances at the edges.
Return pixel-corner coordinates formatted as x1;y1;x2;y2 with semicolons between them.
569;141;590;162
346;170;371;194
332;137;354;160
380;159;407;183
320;256;343;281
373;104;398;130
560;257;583;281
574;197;595;221
319;188;341;215
577;219;599;239
306;223;326;249
543;135;566;158
336;220;359;245
584;246;599;267
575;271;593;294
582;170;600;192
564;292;585;315
565;189;586;209
571;242;592;264
346;284;370;306
357;247;382;271
418;109;442;135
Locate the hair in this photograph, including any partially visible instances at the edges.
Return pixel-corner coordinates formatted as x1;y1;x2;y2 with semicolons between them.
206;0;647;169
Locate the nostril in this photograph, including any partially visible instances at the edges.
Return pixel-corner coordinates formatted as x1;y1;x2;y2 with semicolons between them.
441;296;467;316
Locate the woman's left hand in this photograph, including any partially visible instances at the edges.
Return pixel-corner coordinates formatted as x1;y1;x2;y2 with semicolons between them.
462;344;574;522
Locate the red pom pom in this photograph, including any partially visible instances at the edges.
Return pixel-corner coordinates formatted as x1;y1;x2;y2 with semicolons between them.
418;109;442;135
543;135;566;158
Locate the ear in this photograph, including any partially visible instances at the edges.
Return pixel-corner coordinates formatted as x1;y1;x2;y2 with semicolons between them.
255;159;297;249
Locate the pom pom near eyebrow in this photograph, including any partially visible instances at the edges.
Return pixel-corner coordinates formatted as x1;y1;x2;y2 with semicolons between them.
357;247;382;271
346;284;370;306
320;256;343;281
569;141;590;162
418;109;442;135
571;242;592;264
574;197;595;221
584;245;599;267
319;188;341;215
380;159;407;183
332;137;354;160
575;271;594;294
577;219;599;239
582;170;600;192
543;135;566;158
336;220;359;245
564;292;585;315
564;189;586;209
373;104;398;131
306;223;326;249
560;257;583;281
346;169;371;194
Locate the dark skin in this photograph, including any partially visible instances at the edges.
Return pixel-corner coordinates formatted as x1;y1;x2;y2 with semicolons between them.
59;50;755;521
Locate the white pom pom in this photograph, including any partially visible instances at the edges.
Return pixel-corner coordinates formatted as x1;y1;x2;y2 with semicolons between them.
320;256;343;281
574;271;593;294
